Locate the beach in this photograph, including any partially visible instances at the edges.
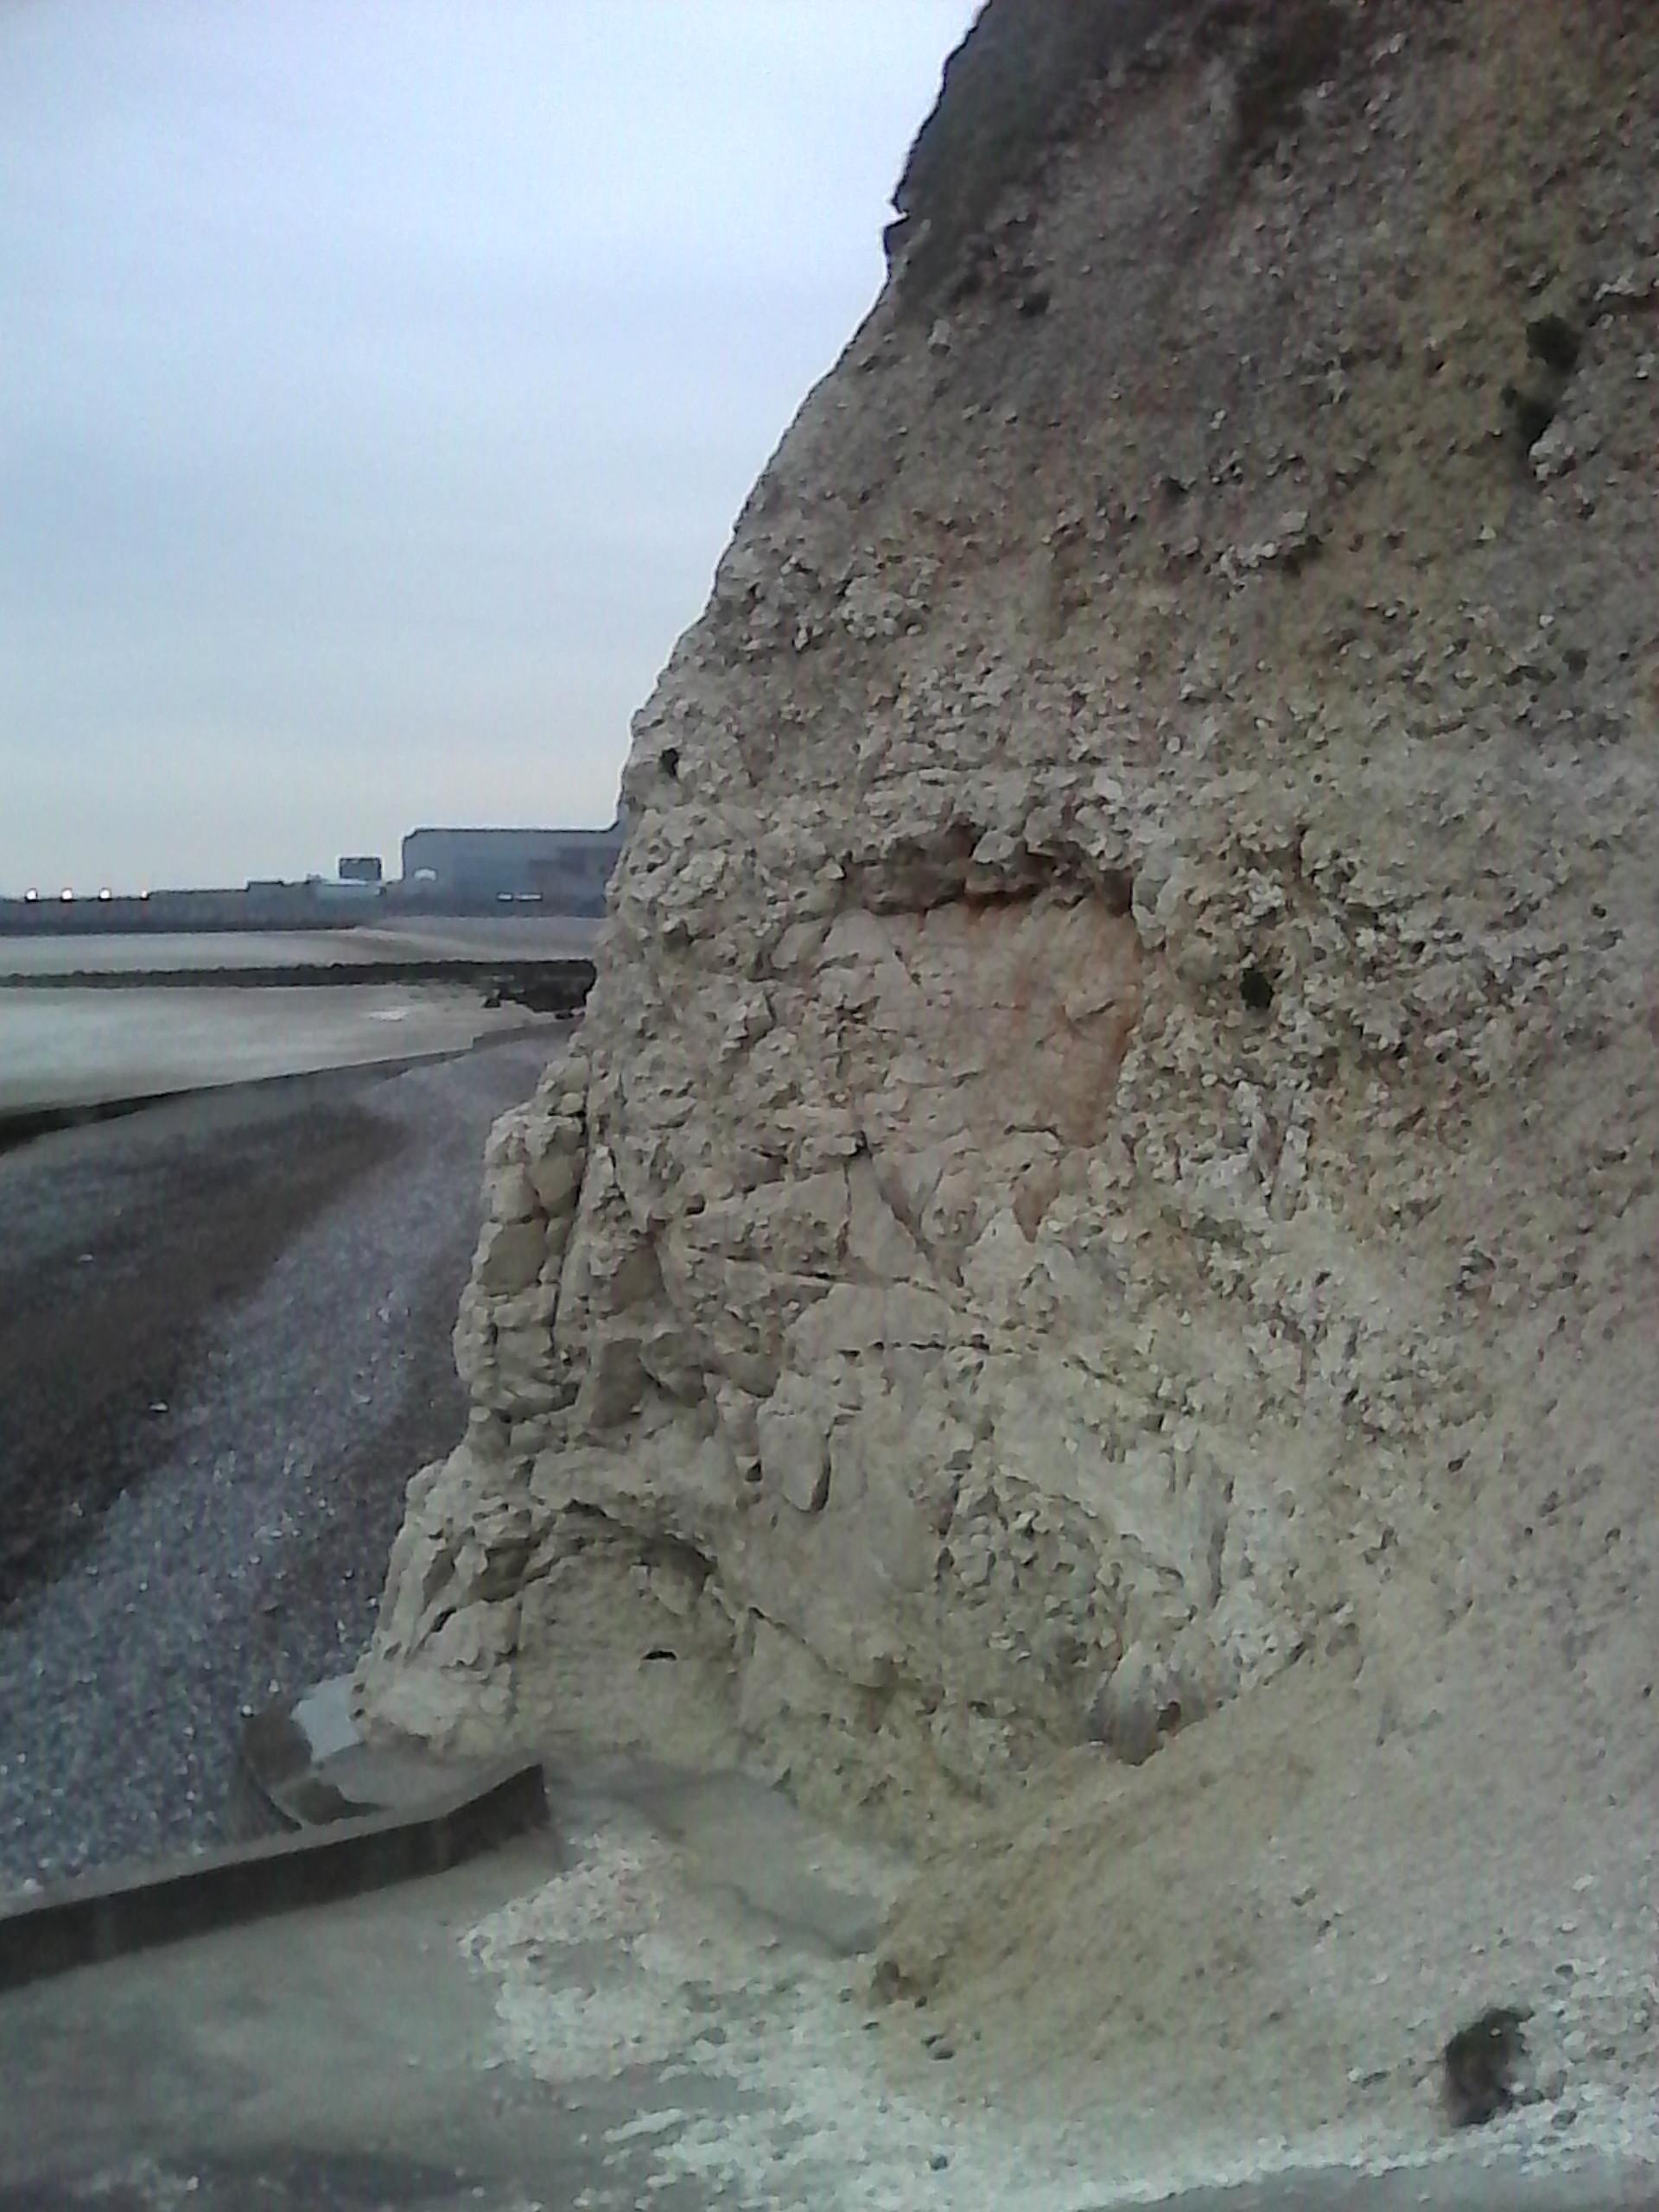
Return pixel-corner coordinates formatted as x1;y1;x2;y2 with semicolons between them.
0;1031;557;1885
0;919;594;1119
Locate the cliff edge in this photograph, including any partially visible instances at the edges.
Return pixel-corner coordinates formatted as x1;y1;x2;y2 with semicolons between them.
357;0;1659;1872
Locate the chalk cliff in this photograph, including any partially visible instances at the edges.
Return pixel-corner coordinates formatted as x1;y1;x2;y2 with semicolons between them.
357;0;1659;1828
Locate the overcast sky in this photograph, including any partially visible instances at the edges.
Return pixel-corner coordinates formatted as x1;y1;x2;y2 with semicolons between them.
0;1;974;893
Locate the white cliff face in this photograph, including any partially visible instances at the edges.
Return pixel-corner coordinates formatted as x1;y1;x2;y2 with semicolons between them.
358;0;1659;1815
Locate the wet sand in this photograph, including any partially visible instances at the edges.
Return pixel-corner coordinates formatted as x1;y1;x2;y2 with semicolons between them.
0;987;560;1116
0;920;597;1116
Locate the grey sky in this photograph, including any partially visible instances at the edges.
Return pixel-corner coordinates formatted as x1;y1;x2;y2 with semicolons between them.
0;1;974;893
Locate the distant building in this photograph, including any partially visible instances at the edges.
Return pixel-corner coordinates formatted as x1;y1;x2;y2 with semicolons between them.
399;823;624;915
338;855;384;884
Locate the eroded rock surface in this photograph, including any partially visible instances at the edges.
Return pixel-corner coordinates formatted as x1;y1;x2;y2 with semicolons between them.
358;0;1659;1818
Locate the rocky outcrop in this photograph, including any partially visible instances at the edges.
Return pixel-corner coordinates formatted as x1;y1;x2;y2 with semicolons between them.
358;0;1659;1815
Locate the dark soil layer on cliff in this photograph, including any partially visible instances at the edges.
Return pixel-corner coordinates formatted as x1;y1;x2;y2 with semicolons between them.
0;1033;557;1885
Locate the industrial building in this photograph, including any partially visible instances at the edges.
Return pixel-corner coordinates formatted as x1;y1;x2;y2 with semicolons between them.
398;823;625;915
0;821;629;938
